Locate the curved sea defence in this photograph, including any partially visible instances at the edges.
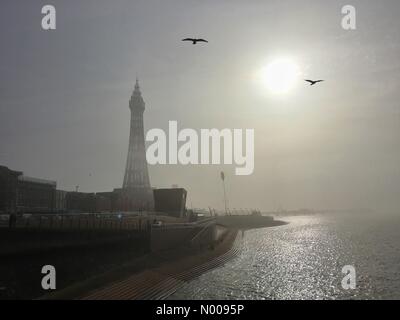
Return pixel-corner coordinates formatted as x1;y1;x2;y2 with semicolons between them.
217;215;288;230
44;216;286;300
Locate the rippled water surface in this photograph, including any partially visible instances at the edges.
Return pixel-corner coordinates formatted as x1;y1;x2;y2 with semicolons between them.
170;215;400;300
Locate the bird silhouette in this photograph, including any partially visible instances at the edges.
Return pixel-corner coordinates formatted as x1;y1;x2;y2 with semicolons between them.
305;79;324;86
182;38;208;45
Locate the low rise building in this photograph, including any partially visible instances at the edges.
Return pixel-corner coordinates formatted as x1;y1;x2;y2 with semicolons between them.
153;188;187;218
0;165;56;213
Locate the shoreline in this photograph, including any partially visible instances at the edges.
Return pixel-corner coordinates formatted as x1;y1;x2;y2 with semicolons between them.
43;219;286;300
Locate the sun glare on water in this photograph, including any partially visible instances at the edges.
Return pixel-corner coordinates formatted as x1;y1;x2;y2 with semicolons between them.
258;58;300;94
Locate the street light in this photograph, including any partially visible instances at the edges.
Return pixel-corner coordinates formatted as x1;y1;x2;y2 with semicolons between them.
220;171;228;216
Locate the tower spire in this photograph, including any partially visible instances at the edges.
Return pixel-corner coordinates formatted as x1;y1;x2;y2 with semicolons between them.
132;78;142;99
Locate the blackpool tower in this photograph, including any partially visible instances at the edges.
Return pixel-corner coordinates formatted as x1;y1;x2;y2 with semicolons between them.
121;79;154;211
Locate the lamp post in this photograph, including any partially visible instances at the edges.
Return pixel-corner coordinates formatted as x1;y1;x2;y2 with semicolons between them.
220;171;228;216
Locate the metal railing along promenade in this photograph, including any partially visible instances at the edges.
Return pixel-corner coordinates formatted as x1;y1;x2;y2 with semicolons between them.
0;213;150;232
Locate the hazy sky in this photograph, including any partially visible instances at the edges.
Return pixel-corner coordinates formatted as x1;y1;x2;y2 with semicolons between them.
1;0;399;212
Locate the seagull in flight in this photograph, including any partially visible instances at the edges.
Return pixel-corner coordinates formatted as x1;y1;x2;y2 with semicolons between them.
305;79;324;86
182;38;209;45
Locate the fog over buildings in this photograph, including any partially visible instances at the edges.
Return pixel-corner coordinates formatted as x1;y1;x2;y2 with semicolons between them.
1;0;400;212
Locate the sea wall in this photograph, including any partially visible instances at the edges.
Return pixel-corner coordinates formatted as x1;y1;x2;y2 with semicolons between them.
0;229;149;299
217;215;285;229
150;222;223;252
0;228;148;256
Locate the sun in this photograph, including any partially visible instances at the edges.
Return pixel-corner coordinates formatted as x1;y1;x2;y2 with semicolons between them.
258;58;300;94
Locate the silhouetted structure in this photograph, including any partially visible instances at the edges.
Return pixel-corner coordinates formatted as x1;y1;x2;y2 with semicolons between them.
0;166;21;213
0;166;116;214
55;190;67;213
0;165;56;213
153;188;187;218
121;80;154;211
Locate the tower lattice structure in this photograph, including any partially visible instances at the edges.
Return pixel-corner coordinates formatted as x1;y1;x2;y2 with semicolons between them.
121;79;154;211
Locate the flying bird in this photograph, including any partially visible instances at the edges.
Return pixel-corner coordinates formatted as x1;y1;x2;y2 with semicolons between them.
182;38;208;45
305;79;324;86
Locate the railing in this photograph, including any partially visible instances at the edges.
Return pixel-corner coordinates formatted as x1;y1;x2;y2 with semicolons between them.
151;217;216;230
195;208;264;217
0;213;217;232
0;213;150;232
